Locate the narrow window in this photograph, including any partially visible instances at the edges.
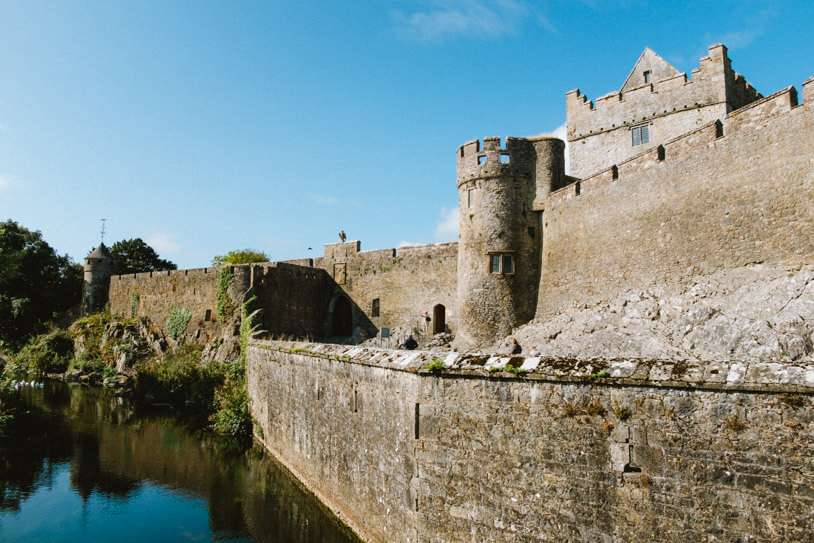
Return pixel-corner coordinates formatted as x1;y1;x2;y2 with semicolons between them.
631;124;650;146
468;189;474;209
371;298;380;317
643;70;651;84
489;254;501;273
502;254;514;274
204;309;211;322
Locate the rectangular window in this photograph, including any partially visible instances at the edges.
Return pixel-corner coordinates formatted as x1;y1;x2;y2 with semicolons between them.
371;298;380;317
468;189;474;208
632;124;649;146
643;70;651;84
489;254;501;273
489;253;515;274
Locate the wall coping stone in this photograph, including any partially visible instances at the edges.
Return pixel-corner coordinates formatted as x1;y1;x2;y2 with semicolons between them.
251;339;814;393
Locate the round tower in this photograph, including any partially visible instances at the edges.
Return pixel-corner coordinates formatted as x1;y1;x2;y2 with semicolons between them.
455;136;564;351
82;242;114;314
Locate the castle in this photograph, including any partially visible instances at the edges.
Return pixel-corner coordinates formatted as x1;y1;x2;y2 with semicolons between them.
85;44;813;355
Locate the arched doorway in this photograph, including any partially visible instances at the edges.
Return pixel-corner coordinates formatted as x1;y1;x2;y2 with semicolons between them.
330;296;353;336
433;304;446;334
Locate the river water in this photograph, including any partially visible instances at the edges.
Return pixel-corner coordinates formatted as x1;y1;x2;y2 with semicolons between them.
0;381;360;543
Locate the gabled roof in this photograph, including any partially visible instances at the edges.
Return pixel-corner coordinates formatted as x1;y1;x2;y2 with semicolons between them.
87;242;112;259
620;47;681;92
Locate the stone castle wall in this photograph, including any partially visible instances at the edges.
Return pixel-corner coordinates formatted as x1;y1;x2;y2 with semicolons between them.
538;84;813;320
248;340;814;542
567;44;760;178
315;241;458;340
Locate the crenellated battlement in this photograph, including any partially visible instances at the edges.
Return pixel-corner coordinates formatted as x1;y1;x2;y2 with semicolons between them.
456;136;540;187
552;83;809;204
566;44;763;179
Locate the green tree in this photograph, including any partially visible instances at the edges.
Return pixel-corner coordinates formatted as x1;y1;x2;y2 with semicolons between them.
0;220;82;350
211;249;269;267
109;238;177;274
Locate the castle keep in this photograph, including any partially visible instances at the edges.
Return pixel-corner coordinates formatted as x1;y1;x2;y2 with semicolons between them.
91;44;812;354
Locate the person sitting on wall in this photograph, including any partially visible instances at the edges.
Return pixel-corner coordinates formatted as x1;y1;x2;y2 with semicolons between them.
528;345;541;357
507;337;522;354
402;335;418;350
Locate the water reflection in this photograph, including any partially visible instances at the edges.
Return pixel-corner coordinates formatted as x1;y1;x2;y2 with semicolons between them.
0;382;359;543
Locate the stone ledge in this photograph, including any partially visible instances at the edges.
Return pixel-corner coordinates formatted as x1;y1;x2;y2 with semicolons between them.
250;339;814;393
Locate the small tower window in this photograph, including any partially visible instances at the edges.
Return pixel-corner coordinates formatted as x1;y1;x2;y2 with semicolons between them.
371;298;380;317
489;253;515;274
467;189;475;208
643;70;651;84
631;124;649;146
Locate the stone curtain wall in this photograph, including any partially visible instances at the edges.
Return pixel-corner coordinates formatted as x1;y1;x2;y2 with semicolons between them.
109;267;232;341
248;341;814;542
316;241;458;339
248;342;421;542
539;85;813;320
249;263;334;339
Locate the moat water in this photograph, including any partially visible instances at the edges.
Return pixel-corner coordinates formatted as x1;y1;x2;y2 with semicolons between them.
0;381;360;543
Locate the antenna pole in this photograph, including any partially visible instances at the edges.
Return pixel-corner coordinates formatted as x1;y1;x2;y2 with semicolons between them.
100;219;107;243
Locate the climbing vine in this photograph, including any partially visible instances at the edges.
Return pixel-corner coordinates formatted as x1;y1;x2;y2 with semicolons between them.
130;289;140;317
165;304;192;340
216;268;235;320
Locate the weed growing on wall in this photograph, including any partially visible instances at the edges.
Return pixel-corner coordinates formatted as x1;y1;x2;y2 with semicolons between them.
166;305;192;340
216;268;235;321
130;289;140;318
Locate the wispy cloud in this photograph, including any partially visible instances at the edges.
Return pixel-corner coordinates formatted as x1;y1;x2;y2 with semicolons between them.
0;173;17;191
391;0;553;42
308;193;361;207
146;231;180;255
433;206;458;241
531;123;570;174
707;7;776;51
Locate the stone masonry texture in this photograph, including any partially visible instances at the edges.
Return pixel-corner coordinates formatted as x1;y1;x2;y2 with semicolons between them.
248;341;814;542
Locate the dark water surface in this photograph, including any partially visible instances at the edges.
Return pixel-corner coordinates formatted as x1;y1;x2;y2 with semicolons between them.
0;381;360;543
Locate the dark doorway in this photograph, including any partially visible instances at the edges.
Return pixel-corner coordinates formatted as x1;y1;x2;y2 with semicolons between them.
433;304;446;334
332;296;353;336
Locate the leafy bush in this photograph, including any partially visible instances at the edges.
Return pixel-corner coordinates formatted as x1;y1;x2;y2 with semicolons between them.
166;305;191;340
10;329;74;374
130;289;140;317
134;345;221;423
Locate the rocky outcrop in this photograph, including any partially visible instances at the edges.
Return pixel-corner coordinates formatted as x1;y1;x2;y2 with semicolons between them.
509;265;813;362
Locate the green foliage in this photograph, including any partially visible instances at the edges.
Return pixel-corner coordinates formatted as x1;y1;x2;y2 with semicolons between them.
9;329;74;374
613;404;632;421
166;305;192;340
0;219;83;350
591;370;610;379
109;238;177;274
134;345;220;423
0;375;21;433
216;268;235;321
130;289;140;317
778;393;806;408
211;249;269;267
425;359;446;373
212;384;251;440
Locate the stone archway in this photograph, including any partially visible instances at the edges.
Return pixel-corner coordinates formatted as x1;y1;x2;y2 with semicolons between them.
433;304;446;334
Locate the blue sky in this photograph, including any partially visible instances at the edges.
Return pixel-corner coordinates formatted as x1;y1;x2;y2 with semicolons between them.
1;1;812;269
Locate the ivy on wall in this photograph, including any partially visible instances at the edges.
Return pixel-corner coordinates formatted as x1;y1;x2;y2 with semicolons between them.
130;289;140;318
217;268;235;321
166;304;192;340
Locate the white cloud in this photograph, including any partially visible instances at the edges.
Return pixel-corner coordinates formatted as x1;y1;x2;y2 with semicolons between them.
0;173;16;191
392;0;552;42
146;232;180;255
434;206;459;241
531;122;570;175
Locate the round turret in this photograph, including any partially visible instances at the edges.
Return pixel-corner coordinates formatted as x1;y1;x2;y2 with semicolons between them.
82;243;114;314
454;136;564;351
